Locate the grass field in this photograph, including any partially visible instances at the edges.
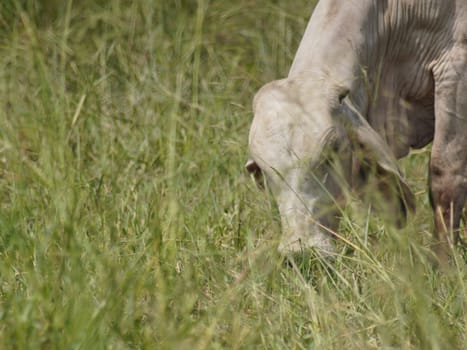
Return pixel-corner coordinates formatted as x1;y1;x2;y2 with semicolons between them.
0;0;465;349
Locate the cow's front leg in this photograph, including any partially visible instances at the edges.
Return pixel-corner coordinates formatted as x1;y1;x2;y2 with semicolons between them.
429;156;466;261
431;48;467;263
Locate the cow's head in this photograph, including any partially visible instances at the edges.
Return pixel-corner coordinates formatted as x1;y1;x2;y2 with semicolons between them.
246;79;415;257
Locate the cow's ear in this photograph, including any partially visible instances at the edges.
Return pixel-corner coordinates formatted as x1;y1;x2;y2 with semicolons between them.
245;158;264;189
344;100;415;223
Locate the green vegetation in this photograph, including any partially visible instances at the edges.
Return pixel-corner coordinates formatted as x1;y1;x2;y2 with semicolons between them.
0;0;465;348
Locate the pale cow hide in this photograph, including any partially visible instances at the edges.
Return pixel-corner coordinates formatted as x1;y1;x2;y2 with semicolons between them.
246;0;467;263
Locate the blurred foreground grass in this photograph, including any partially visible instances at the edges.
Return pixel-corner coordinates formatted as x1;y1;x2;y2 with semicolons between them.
0;1;465;349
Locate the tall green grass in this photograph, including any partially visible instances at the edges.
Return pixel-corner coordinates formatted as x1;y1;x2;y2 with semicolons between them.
0;1;465;349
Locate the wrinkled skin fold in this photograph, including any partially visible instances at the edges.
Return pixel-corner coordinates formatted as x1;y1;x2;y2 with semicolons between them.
246;0;467;263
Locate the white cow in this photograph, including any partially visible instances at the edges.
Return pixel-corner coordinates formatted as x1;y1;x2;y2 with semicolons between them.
246;0;467;262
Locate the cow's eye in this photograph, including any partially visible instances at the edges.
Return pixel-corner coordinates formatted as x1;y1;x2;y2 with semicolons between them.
338;90;349;103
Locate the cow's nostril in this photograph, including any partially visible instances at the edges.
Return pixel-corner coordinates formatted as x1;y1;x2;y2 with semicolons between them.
282;250;315;269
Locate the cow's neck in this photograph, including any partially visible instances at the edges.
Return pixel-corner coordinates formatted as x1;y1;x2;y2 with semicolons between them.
288;0;448;157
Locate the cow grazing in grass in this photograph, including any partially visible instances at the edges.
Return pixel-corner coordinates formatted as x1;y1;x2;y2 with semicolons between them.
246;0;466;262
